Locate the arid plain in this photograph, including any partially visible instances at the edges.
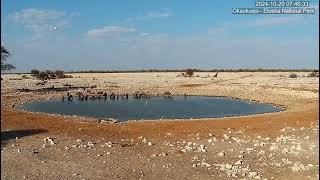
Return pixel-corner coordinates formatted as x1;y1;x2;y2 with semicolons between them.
1;72;319;179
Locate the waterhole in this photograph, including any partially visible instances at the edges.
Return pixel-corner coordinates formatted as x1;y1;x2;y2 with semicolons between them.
19;96;283;122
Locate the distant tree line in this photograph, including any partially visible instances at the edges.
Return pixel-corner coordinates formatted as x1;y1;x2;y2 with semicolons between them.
66;68;319;73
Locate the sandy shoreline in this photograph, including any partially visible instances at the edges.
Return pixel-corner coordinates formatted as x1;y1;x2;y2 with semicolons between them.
1;72;319;179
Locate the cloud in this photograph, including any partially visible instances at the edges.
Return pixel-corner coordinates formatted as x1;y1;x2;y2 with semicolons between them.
246;16;303;27
140;33;150;37
126;9;172;21
8;8;78;33
87;26;136;38
208;15;307;36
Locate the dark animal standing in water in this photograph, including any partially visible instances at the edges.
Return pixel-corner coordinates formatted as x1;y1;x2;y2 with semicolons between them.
110;93;115;100
67;95;73;101
125;94;129;99
116;94;119;100
103;93;108;100
67;92;70;96
62;96;65;101
85;95;88;100
213;72;218;78
163;91;173;99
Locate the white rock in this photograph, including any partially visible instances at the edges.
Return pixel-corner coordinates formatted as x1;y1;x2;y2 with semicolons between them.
223;134;230;140
225;164;232;169
248;172;258;178
218;152;225;156
235;160;243;165
258;150;265;156
44;137;55;145
198;145;206;152
142;138;147;143
269;144;278;151
147;142;153;146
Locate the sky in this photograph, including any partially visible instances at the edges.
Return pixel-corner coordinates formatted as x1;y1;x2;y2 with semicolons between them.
1;0;319;72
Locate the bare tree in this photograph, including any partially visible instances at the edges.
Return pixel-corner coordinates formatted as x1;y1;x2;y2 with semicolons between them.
1;46;16;72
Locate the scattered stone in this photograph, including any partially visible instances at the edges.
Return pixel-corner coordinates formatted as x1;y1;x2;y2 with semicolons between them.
218;152;226;156
44;137;55;146
248;172;258;178
235;160;243;165
223;134;230;140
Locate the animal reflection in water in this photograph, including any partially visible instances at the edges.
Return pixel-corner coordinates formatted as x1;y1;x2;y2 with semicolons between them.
62;90;181;102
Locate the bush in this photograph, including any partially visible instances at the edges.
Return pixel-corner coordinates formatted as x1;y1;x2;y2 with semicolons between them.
21;75;30;79
30;69;40;77
39;71;49;81
55;70;65;78
289;73;298;78
63;75;73;78
308;72;319;77
185;69;194;77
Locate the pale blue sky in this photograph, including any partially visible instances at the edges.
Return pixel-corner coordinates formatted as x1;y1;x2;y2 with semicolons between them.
1;0;319;72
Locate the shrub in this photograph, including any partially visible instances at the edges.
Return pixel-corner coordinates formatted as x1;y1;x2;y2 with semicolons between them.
39;71;49;81
289;73;298;78
308;72;319;77
64;75;73;78
185;69;194;77
30;69;40;77
21;75;30;79
55;70;65;78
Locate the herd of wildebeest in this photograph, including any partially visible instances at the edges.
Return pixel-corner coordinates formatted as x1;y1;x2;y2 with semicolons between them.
62;91;177;101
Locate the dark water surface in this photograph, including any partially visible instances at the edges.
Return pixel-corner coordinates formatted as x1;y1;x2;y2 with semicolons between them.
19;96;283;121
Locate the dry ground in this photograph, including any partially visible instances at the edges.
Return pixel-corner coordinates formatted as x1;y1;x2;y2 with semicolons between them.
1;72;319;180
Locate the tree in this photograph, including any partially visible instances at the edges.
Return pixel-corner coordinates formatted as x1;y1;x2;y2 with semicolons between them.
39;71;49;81
185;69;194;77
30;69;40;77
1;46;15;72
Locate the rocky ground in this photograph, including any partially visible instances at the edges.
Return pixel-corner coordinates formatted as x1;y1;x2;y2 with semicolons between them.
1;72;319;179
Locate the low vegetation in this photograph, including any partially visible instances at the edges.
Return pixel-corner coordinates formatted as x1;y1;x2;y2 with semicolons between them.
183;69;195;77
308;71;319;77
289;73;298;78
30;69;72;80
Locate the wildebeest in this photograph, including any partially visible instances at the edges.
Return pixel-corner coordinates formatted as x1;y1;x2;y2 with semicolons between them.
67;95;73;101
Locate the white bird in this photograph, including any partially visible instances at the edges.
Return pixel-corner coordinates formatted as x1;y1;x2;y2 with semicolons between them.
53;26;57;30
